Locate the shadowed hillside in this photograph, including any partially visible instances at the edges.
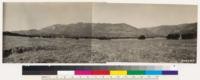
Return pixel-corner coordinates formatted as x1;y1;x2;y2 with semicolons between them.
144;23;197;37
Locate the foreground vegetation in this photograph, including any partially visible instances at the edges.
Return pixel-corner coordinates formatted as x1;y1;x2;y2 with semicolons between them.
3;36;196;63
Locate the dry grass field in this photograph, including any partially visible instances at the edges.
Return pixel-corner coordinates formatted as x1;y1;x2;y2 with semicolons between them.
3;36;196;63
92;39;196;63
3;36;92;63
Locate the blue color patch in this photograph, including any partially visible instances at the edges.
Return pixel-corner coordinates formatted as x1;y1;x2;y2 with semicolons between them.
145;70;162;75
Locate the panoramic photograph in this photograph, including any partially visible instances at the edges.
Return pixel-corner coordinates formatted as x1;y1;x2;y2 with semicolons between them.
3;3;197;63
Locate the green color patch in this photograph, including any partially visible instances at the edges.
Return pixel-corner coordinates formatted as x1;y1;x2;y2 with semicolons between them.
128;70;145;75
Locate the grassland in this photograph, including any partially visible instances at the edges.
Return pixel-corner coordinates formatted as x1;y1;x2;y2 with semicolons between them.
3;36;196;63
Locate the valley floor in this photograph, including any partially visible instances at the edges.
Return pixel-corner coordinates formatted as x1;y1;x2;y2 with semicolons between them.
3;36;197;63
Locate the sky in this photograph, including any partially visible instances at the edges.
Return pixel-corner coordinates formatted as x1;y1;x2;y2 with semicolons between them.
4;3;197;31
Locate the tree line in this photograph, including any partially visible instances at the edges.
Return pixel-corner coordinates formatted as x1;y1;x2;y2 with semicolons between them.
4;32;196;40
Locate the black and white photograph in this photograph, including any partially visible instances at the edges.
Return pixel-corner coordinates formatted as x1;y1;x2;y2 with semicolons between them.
3;2;197;63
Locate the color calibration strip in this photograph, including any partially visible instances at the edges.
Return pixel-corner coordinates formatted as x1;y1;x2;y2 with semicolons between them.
23;65;178;76
58;70;178;75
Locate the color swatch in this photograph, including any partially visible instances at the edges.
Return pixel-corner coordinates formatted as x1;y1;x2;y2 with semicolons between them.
23;66;178;75
73;70;177;75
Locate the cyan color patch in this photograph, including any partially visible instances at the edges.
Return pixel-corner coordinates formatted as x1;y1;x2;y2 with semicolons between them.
145;70;162;75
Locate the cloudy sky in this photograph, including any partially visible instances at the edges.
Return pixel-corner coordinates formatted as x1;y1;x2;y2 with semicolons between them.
4;3;197;31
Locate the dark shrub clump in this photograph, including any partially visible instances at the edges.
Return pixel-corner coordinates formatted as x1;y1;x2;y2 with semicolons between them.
138;35;146;40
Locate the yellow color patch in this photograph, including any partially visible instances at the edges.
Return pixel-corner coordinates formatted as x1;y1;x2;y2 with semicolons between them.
110;70;127;75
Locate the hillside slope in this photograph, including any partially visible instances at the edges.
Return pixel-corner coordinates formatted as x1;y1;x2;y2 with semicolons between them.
144;23;197;37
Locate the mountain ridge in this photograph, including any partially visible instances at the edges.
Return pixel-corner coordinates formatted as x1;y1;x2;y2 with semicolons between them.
4;22;197;38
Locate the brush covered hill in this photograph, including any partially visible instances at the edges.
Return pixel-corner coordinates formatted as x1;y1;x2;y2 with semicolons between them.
5;23;150;38
144;23;197;37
